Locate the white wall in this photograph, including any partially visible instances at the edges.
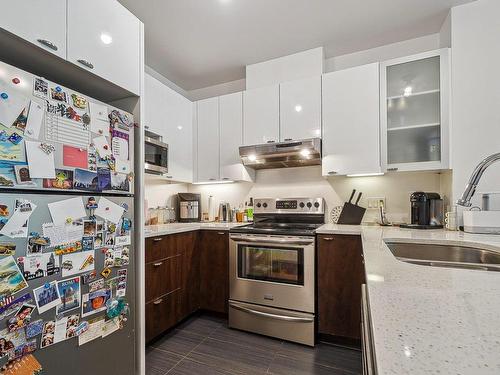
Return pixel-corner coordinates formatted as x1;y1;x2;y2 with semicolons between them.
323;34;440;73
187;167;451;224
450;0;500;207
185;34;441;100
144;174;188;209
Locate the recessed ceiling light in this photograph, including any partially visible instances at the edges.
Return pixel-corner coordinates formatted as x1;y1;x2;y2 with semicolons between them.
100;33;113;45
403;86;412;97
177;125;183;130
295;105;303;112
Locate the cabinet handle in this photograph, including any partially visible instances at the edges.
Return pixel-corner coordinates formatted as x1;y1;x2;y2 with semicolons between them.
153;299;163;305
77;59;94;69
164;176;173;179
266;140;276;144
37;39;58;51
322;237;334;241
209;178;216;181
153;238;163;242
328;171;338;175
284;138;293;141
387;168;398;172
217;232;225;235
222;177;230;180
153;262;163;267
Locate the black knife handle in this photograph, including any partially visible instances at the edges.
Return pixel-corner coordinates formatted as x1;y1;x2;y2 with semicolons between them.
355;192;363;205
348;189;356;203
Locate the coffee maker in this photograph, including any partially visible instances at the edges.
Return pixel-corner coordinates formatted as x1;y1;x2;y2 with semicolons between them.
401;192;444;229
177;193;201;222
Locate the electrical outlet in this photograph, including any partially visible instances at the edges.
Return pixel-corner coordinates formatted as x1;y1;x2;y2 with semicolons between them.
367;197;386;209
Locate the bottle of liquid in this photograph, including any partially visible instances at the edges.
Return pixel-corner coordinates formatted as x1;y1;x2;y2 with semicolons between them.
247;197;254;222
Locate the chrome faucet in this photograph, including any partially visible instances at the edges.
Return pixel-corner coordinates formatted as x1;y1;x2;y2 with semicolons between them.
457;152;500;207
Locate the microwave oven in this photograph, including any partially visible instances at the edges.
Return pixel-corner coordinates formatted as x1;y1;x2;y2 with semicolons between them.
144;130;169;175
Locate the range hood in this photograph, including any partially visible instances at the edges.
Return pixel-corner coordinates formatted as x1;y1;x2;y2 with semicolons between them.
239;138;321;170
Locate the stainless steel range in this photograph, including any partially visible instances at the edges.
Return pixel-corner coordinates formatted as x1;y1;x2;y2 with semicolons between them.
229;198;325;346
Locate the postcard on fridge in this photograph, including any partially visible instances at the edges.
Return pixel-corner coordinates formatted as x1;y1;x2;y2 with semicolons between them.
33;281;61;314
61;250;95;277
48;197;86;226
25;140;56;179
94;197;125;224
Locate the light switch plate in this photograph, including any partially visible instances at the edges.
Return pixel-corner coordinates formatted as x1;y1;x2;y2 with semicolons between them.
367;197;386;209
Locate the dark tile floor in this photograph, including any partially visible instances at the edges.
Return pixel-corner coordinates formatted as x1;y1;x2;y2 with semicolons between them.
147;314;362;375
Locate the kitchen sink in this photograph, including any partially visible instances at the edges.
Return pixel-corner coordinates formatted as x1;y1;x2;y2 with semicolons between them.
385;241;500;272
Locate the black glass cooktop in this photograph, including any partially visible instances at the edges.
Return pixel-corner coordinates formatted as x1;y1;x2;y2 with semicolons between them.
230;217;323;236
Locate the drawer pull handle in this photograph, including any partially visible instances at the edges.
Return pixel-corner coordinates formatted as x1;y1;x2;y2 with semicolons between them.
77;59;94;69
387;167;399;172
323;237;334;241
217;232;225;235
153;262;162;267
153;238;163;242
37;39;58;51
328;171;337;175
153;299;163;305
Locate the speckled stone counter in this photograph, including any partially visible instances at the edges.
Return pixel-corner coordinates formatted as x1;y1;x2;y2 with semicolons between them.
144;222;247;237
317;224;500;374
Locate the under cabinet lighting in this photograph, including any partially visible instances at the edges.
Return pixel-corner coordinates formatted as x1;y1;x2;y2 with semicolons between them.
248;154;257;162
300;149;311;157
346;173;384;177
192;180;234;185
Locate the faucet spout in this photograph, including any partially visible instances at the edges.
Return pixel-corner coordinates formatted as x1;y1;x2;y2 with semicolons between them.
457;152;500;207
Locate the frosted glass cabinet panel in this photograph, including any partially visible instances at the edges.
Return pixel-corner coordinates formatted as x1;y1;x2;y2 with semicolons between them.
381;49;450;171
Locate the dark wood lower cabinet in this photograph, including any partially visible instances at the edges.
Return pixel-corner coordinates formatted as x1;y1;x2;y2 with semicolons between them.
199;231;229;314
145;230;228;342
145;289;181;342
317;234;365;343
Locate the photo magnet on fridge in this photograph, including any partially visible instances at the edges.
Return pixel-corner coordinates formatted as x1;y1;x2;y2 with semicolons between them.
56;277;81;315
73;169;98;192
33;281;61;314
42;169;73;190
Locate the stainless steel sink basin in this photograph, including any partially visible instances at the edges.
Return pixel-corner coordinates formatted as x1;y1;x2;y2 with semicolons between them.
385;241;500;272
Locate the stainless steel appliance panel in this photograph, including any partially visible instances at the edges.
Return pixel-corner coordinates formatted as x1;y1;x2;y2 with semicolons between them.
229;234;315;313
229;300;315;346
144;135;168;175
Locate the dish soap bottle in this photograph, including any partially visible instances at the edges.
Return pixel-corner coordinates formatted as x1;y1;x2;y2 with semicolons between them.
247;197;254;222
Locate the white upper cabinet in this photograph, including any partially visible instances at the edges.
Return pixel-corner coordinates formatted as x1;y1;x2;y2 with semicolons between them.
219;92;254;182
0;0;67;59
380;49;450;172
280;76;322;141
322;63;381;176
163;86;193;183
144;74;167;136
196;97;220;182
145;73;193;183
243;85;280;145
67;0;141;95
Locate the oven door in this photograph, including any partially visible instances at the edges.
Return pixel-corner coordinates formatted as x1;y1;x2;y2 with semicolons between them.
144;137;168;174
229;234;315;313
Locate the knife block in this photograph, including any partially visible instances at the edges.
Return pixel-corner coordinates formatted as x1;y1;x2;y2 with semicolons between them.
337;203;366;225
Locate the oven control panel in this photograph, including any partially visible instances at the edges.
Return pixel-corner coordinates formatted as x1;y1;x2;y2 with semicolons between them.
254;198;325;214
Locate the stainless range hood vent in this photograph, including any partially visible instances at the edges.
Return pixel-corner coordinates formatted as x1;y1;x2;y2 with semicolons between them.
239;138;321;170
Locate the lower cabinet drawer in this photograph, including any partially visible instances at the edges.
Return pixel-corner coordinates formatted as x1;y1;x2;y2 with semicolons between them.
145;255;181;302
146;289;181;342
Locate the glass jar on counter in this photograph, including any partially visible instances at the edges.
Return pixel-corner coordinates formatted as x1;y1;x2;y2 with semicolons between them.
148;207;159;225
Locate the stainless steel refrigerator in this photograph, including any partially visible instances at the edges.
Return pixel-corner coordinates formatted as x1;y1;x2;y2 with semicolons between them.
0;60;136;374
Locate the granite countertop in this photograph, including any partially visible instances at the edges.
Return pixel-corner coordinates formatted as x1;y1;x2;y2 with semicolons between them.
317;223;500;374
144;222;247;237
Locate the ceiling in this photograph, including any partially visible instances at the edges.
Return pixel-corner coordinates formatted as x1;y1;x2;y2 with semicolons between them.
118;0;474;91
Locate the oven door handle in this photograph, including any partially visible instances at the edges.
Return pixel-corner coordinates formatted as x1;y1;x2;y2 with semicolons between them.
229;302;314;323
230;236;314;246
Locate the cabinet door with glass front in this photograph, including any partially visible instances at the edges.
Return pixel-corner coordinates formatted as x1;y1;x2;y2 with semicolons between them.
380;49;450;172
